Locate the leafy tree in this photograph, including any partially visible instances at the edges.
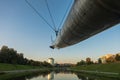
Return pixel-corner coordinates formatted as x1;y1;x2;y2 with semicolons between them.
0;46;9;63
76;60;86;66
0;45;52;67
115;54;120;61
86;57;93;65
98;58;102;64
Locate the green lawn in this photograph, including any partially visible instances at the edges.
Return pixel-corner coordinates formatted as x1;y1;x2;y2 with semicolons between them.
0;63;43;71
0;69;51;80
71;62;120;73
0;63;52;80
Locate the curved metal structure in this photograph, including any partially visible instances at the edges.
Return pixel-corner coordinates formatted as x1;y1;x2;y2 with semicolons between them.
50;0;120;49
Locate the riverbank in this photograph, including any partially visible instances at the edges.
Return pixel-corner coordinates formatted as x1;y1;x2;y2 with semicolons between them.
0;63;52;80
0;63;47;71
1;63;120;80
70;62;120;73
70;62;120;78
0;69;51;80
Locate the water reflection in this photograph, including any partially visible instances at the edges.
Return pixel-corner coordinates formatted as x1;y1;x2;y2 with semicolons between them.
8;70;119;80
47;72;54;80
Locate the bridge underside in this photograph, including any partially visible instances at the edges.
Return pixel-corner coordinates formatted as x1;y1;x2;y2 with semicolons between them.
51;0;120;49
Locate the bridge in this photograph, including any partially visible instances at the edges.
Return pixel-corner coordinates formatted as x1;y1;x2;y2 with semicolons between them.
50;0;120;49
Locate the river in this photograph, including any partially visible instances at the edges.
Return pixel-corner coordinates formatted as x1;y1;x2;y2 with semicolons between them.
11;70;119;80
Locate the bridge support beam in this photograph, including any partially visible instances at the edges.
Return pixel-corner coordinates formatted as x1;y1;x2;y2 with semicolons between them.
51;0;120;49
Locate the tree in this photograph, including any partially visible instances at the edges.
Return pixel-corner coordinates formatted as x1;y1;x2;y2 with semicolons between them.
98;58;102;64
86;57;93;65
8;48;17;64
76;60;86;66
17;53;24;64
115;54;120;61
0;46;9;63
43;61;52;67
0;46;9;52
0;45;52;67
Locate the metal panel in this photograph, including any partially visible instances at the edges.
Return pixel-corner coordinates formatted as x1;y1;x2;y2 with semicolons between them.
50;0;120;49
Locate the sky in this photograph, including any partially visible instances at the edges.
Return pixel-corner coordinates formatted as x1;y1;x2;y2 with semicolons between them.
0;0;120;64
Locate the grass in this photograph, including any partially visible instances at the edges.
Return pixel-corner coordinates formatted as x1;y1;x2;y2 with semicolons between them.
0;63;43;71
0;72;32;80
71;62;120;73
0;63;52;80
0;70;51;80
1;63;120;79
70;62;120;78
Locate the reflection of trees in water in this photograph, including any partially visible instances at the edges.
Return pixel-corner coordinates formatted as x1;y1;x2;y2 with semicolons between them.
10;77;26;80
9;69;119;80
10;71;50;80
27;71;50;79
53;68;74;74
76;74;86;80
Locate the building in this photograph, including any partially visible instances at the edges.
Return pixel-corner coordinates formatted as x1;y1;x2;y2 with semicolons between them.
100;54;116;63
101;56;106;64
48;58;54;66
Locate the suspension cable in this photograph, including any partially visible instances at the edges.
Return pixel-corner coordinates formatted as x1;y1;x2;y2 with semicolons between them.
25;0;55;31
45;0;56;31
58;0;73;31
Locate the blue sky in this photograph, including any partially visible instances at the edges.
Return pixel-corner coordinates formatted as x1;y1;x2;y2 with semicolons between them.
0;0;120;63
